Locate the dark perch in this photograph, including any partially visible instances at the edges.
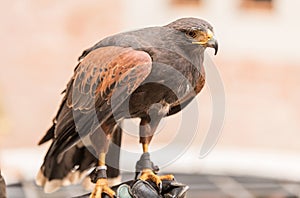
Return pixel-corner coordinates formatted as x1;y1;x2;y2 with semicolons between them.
74;177;189;198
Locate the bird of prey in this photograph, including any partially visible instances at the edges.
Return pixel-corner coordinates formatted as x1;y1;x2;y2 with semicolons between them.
36;17;218;198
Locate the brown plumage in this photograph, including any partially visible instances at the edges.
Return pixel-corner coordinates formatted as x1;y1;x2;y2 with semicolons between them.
36;17;218;194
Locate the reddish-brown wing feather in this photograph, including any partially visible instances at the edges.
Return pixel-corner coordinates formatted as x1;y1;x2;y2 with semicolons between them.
68;46;152;113
48;46;152;155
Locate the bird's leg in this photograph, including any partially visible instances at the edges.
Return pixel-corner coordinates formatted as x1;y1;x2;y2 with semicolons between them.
143;143;149;153
136;116;174;190
89;123;116;198
138;143;174;183
90;153;115;198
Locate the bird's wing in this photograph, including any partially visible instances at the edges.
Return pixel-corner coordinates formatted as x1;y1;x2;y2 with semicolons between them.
47;46;152;156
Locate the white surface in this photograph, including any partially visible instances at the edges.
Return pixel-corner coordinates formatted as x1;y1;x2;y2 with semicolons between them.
1;146;300;184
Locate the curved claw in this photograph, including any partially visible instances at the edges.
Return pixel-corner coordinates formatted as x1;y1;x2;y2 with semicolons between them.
140;169;162;187
140;169;174;190
90;178;115;198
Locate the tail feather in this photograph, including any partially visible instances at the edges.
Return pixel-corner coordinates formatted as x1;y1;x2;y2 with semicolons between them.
36;124;123;193
38;124;55;145
36;142;98;193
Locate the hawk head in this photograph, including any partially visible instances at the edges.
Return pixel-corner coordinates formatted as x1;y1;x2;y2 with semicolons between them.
165;17;218;55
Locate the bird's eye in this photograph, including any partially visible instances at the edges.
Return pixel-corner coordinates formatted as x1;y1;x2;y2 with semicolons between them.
186;31;197;38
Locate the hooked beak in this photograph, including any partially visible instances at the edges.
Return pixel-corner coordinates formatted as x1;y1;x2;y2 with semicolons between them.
207;37;218;55
192;29;219;55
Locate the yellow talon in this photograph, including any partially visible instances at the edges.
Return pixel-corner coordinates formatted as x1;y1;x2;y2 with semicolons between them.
89;178;115;198
140;168;174;187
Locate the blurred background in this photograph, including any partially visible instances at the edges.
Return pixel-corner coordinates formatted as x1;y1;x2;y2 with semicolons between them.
1;0;300;197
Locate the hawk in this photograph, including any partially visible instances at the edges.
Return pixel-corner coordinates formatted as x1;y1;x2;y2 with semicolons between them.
36;17;218;198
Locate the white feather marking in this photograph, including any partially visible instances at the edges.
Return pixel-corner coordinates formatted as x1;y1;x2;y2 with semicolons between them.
158;103;171;115
44;179;62;193
79;170;90;180
35;169;47;186
70;171;80;184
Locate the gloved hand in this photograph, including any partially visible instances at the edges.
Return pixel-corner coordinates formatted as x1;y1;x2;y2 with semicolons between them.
75;176;189;198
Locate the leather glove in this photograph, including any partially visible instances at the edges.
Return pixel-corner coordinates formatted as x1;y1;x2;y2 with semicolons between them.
75;177;189;198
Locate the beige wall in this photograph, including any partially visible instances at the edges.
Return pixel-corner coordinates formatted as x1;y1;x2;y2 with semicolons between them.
0;0;123;148
0;0;299;156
